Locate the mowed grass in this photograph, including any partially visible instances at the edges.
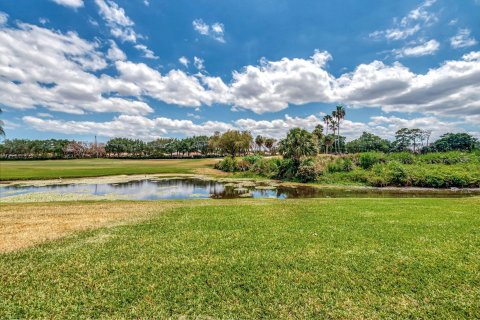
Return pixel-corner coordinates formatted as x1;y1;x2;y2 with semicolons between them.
0;158;219;180
1;198;479;318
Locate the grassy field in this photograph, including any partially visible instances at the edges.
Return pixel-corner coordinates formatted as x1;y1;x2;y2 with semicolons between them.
0;158;220;180
1;198;479;318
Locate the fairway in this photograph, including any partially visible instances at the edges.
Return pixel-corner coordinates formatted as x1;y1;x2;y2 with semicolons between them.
0;158;220;180
1;198;479;318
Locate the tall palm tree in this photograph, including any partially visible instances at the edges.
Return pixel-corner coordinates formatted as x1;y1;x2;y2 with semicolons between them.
0;108;4;137
334;105;346;153
329;119;338;153
323;115;332;136
332;110;338;153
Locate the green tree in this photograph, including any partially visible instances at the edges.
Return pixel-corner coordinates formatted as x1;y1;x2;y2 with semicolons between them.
329;119;338;153
218;130;253;157
323;115;332;136
324;134;334;154
264;138;276;155
278;128;318;163
346;132;391;153
392;128;413;152
333;105;346;153
312;124;324;152
430;133;478;152
255;135;265;153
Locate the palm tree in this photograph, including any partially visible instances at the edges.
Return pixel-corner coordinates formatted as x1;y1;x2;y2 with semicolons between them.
264;138;276;155
334;105;346;153
324;135;334;154
323;115;332;139
255;135;265;153
278;128;317;163
0;108;4;137
329;119;338;153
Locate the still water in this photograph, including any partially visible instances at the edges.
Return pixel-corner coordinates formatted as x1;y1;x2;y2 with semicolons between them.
1;178;478;201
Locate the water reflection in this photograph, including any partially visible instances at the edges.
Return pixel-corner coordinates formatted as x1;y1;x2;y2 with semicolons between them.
1;178;478;200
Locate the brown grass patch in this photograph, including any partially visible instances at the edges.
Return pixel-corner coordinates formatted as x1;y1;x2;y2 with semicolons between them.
0;201;179;253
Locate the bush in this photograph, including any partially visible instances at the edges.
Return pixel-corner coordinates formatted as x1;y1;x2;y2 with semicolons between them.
214;157;238;172
386;161;409;186
418;151;471;165
359;152;385;170
243;154;262;165
275;158;298;180
296;159;317;182
388;152;415;164
327;157;354;173
236;159;251;172
251;158;279;178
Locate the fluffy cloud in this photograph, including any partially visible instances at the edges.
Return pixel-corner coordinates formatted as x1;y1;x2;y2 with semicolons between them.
1;19;479;125
114;61;208;106
23;115;233;140
106;40;126;61
134;44;158;59
192;19;225;43
0;11;8;25
94;0;138;42
23;113;469;141
229;51;335;113
370;0;437;41
179;56;189;68
228;50;480;122
0;23;151;115
51;0;84;8
393;39;440;57
335;52;480;119
450;29;478;49
193;56;205;70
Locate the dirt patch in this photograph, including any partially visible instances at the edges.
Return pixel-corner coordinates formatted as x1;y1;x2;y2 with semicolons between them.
194;167;230;176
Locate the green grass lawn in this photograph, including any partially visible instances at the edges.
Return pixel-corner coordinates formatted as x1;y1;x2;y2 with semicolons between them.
1;198;479;318
0;158;219;180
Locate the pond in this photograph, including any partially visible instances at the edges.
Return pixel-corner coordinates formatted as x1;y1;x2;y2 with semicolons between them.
1;178;479;201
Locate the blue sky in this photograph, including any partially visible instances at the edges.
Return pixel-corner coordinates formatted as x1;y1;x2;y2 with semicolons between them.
0;0;479;141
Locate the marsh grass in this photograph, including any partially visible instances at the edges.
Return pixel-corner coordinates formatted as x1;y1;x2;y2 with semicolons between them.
1;198;479;318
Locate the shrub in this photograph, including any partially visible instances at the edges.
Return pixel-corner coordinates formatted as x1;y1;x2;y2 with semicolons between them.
359;152;385;170
251;158;279;178
388;152;415;164
275;158;298;180
386;161;409;186
296;159;317;182
243;154;262;165
214;157;238;172
327;158;354;173
418;151;471;165
236;159;251;172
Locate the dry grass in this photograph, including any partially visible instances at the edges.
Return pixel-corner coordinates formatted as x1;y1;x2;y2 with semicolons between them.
0;201;179;252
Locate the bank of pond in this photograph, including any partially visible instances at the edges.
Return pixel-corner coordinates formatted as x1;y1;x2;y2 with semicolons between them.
215;151;480;188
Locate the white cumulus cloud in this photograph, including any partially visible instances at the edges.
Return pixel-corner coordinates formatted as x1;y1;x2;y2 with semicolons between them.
51;0;84;8
106;40;126;61
450;29;478;49
179;56;189;68
393;39;440;57
94;0;138;42
193;19;225;43
370;0;437;41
